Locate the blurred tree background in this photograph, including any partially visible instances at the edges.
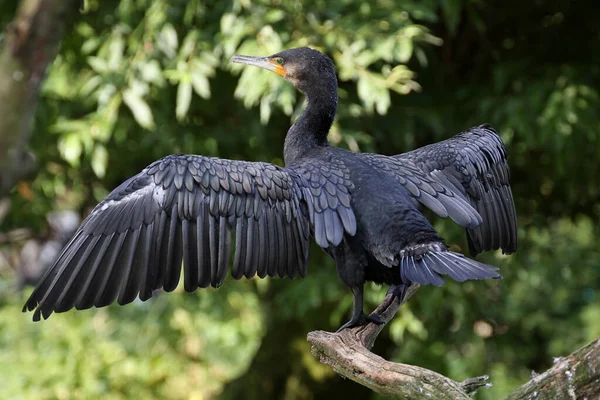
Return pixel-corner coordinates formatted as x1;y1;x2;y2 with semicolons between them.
1;0;599;399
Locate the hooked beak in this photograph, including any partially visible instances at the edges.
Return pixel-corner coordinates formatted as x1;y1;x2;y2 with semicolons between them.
230;54;286;77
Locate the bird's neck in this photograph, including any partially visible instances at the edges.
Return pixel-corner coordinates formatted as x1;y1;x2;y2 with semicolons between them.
283;85;337;165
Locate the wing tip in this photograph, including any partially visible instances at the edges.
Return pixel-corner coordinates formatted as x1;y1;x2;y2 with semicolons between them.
22;300;34;313
501;243;518;255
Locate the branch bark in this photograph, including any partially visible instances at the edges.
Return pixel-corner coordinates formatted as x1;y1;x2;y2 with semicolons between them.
0;0;80;195
307;284;489;399
308;285;600;399
503;337;600;400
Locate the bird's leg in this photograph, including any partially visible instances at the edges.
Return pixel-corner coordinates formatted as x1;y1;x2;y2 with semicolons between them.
333;243;384;332
387;283;410;302
336;285;384;332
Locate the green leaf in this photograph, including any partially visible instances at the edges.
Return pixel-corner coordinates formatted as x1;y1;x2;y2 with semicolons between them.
265;9;285;23
158;24;179;58
81;37;102;54
176;81;192;120
139;60;164;85
180;30;199;58
51;119;91;134
260;96;272;124
357;71;391;115
58;133;82;166
396;36;413;63
108;36;124;71
220;13;236;33
91;145;108;178
87;56;108;74
234;68;270;108
80;75;103;97
123;89;154;129
375;89;391;115
191;74;210;99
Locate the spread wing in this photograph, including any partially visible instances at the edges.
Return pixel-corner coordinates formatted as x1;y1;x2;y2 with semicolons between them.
359;154;484;230
397;124;517;255
23;155;355;321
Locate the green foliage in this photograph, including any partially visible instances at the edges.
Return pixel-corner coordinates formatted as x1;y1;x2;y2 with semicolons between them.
1;0;599;399
1;281;263;399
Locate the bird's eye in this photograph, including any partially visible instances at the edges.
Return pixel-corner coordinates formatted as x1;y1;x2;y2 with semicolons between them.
276;58;284;65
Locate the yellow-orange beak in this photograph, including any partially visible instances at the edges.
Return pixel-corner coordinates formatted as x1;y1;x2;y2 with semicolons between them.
230;54;286;77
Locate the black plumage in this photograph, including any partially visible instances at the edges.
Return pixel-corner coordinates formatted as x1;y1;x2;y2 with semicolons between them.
24;47;517;330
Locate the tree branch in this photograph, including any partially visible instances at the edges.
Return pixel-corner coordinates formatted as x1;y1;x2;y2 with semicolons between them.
0;0;80;195
307;284;489;399
308;284;600;399
503;337;600;400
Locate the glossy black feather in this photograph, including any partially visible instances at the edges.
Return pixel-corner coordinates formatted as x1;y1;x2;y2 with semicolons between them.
398;245;500;287
116;227;143;305
52;235;99;312
182;219;197;292
398;124;518;256
232;217;247;280
265;208;278;278
216;216;231;286
196;208;210;288
24;155;321;318
243;216;256;278
75;234;114;309
24;48;515;330
139;220;155;300
256;215;268;278
93;232;127;308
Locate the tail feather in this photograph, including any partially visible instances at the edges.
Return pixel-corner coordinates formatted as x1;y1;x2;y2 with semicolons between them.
401;255;446;286
400;249;501;286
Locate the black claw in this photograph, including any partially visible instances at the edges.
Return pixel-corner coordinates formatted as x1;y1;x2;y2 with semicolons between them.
336;312;384;332
366;313;384;325
336;321;356;333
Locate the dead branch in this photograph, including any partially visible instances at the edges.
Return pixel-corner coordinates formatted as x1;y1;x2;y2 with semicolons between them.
307;284;489;399
308;284;600;399
503;337;600;400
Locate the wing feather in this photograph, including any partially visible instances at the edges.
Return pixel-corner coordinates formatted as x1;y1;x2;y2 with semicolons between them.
163;207;182;292
256;215;268;278
24;155;320;320
139;219;155;300
197;208;210;288
398;124;517;255
76;234;114;308
232;217;247;280
359;153;482;229
94;231;128;308
116;226;142;305
182;219;197;292
243;216;257;279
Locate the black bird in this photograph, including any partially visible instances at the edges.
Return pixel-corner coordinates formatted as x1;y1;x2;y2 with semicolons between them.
24;47;517;330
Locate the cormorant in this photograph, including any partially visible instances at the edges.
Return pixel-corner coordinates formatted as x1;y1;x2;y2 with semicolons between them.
23;47;517;330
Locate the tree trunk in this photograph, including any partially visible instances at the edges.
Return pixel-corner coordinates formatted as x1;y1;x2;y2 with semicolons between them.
308;285;600;399
0;0;80;195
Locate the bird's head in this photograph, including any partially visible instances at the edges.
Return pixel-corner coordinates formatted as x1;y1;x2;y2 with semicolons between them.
231;47;336;95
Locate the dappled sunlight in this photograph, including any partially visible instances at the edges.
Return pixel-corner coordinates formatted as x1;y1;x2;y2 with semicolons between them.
1;0;599;399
